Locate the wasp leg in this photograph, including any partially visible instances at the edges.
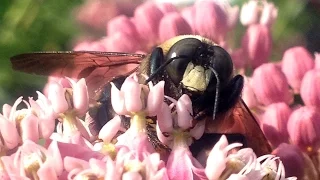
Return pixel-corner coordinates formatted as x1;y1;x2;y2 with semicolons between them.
217;75;244;114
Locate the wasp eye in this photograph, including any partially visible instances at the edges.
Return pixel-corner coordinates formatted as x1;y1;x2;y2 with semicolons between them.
210;46;233;85
165;38;203;84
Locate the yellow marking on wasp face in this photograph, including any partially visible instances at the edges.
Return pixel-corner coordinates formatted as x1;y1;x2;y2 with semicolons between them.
181;63;212;92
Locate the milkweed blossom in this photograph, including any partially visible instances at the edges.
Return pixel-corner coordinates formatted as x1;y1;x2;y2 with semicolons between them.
6;0;320;179
0;76;296;179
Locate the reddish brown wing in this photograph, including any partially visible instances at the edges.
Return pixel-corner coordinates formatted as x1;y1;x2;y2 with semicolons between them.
206;98;272;156
10;51;145;98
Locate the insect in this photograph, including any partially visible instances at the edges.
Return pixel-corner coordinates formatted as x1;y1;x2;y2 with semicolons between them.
10;35;271;156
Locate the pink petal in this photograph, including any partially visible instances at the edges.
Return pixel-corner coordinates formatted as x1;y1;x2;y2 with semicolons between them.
281;46;314;92
272;143;304;179
47;141;63;175
147;81;165;116
261;103;291;147
189;121;205;140
73;78;89;116
251;63;293;105
107;15;140;38
239;1;259;26
0;115;20;149
287;106;320;151
102;32;142;52
205;135;229;180
300;69;320;106
176;94;193;130
37;162;58;180
181;6;196;33
111;83;126;115
2;104;12;119
124;78;142;112
99;115;122;142
156;103;173;133
47;82;68;114
157;3;177;13
241;24;272;68
159;12;192;42
167;147;193;180
260;2;278;27
133;2;164;44
20;114;39;143
195;1;228;42
64;156;89;172
9;96;23;120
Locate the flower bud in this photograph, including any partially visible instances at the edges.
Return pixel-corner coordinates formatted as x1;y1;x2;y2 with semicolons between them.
194;0;228;42
260;2;278;27
241;77;257;108
272;143;304;179
159;12;192;43
107;15;140;38
287;106;320;152
251;63;293;105
133;2;164;44
101;32;141;52
181;6;196;33
240;0;259;26
281;46;314;92
261;103;292;147
300;69;320;107
241;24;272;68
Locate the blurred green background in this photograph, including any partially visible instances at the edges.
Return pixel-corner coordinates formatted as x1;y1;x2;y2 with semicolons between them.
0;0;319;106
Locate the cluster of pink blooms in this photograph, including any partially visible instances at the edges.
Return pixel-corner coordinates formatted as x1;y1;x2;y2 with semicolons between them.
4;0;320;179
1;74;295;179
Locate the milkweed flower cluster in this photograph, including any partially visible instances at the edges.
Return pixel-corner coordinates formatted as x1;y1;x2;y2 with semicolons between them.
0;76;295;180
9;0;318;179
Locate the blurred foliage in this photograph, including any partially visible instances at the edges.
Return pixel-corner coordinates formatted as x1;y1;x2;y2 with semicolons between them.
0;0;83;105
0;0;319;106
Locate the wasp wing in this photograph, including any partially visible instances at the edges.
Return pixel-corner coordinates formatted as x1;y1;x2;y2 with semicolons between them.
205;98;272;156
10;51;145;98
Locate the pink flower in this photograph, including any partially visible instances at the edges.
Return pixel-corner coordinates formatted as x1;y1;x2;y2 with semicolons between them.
156;94;205;148
73;41;106;51
64;157;106;179
241;77;258;108
261;103;292;147
4;140;63;179
287;106;320;153
75;0;120;30
240;0;260;26
251;63;293;105
281;46;314;92
241;24;272;68
159;12;192;43
156;95;206;179
194;1;228;42
133;2;164;47
0;98;22;152
206;136;241;180
300;69;320;107
272;143;304;179
111;74;164;116
240;1;278;27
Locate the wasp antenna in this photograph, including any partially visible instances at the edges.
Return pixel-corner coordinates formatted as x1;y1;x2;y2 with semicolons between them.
145;55;188;84
209;67;220;120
